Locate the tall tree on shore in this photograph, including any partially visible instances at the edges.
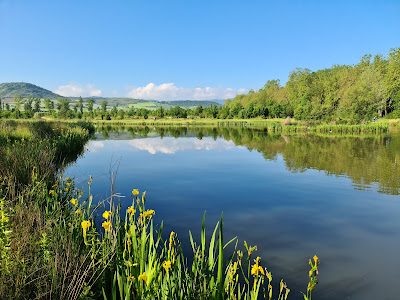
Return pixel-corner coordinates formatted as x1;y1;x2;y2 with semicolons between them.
24;96;33;112
78;96;84;114
101;99;107;113
57;98;70;117
44;98;52;112
385;48;400;113
86;99;95;114
34;97;41;112
14;94;23;112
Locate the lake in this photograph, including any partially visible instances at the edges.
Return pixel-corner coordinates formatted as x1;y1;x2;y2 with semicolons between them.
65;125;400;300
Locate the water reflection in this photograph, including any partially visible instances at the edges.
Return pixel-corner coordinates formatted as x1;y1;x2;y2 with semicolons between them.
95;125;400;195
66;125;400;300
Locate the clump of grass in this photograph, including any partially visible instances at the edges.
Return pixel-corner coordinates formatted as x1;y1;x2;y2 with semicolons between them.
388;119;400;127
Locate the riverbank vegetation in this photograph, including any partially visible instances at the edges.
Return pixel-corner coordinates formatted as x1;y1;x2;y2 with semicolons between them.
0;120;320;299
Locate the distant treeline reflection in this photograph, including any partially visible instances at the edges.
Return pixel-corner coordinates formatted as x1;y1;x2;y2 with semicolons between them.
96;125;400;195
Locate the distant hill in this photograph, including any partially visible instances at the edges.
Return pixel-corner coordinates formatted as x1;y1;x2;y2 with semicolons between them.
0;82;224;109
0;82;61;99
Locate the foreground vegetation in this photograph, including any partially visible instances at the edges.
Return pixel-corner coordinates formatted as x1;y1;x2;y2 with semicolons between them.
0;120;320;299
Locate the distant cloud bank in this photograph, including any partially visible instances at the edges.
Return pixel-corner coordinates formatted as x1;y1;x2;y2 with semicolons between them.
126;83;247;100
55;82;102;97
54;82;247;100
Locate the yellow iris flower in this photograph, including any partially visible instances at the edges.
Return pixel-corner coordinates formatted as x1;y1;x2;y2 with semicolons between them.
163;260;172;272
138;272;147;283
103;210;111;220
102;220;112;231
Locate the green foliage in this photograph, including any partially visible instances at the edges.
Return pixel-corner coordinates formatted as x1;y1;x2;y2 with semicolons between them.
0;82;61;99
223;48;400;123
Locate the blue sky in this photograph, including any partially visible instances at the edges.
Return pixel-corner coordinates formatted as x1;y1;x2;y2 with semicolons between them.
0;0;399;100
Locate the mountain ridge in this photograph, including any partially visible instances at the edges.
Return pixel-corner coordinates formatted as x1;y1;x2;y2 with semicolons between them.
0;82;61;99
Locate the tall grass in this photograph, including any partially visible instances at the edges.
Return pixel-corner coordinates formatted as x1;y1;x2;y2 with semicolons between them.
0;120;94;299
63;183;320;300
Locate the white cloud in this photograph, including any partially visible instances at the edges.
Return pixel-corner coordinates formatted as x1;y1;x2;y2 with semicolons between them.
86;141;105;153
55;82;102;97
127;137;238;154
126;83;248;100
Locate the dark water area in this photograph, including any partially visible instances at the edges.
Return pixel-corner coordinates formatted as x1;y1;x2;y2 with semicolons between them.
65;126;400;300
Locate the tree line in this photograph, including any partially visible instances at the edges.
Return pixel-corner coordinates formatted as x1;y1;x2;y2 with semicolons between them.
0;96;222;120
2;48;399;123
223;48;400;123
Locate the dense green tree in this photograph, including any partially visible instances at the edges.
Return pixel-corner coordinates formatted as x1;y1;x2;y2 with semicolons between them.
117;109;125;119
44;98;54;112
57;98;70;118
155;106;165;118
24;96;33;112
110;105;118;117
33;97;41;112
385;48;400;115
77;97;84;114
86;99;95;114
101;99;107;113
14;94;23;112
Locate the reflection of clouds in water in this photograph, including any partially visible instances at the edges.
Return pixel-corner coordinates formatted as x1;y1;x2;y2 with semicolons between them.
86;141;105;152
127;137;238;154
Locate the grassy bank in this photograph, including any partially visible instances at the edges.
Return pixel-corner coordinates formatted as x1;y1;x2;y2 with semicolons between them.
84;117;397;134
0;120;319;299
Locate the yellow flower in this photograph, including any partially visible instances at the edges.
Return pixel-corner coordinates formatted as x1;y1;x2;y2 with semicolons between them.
251;257;264;277
251;264;264;276
313;255;318;264
127;206;135;216
103;210;111;220
102;220;112;231
132;189;139;196
75;209;81;214
66;182;71;187
49;190;55;196
163;260;171;272
138;272;147;283
81;220;91;245
142;209;155;219
70;198;78;206
81;220;91;231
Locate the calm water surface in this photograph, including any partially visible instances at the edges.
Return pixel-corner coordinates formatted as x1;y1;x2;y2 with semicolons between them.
65;126;400;300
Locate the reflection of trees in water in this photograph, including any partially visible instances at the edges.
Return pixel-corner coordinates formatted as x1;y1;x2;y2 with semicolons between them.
282;135;400;195
96;126;400;195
